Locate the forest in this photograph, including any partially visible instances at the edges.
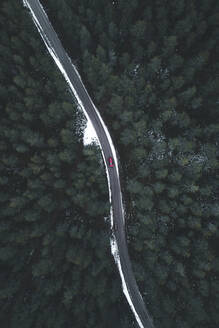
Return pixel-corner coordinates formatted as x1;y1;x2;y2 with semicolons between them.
0;0;218;327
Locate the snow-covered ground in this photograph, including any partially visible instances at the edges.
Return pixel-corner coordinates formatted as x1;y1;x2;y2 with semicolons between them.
83;119;98;145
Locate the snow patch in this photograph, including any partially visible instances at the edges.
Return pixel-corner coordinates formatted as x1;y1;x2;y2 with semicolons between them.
83;118;98;146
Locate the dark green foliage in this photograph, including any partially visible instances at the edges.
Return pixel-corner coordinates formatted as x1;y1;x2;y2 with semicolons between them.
0;0;218;327
0;1;131;327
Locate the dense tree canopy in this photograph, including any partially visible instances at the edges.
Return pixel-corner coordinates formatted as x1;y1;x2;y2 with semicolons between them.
0;0;218;327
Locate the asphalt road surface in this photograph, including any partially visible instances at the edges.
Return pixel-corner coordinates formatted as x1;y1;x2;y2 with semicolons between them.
23;1;154;327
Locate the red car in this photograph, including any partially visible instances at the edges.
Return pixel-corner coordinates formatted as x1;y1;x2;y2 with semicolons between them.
108;157;114;168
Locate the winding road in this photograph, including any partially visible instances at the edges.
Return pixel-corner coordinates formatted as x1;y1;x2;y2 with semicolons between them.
22;1;154;327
